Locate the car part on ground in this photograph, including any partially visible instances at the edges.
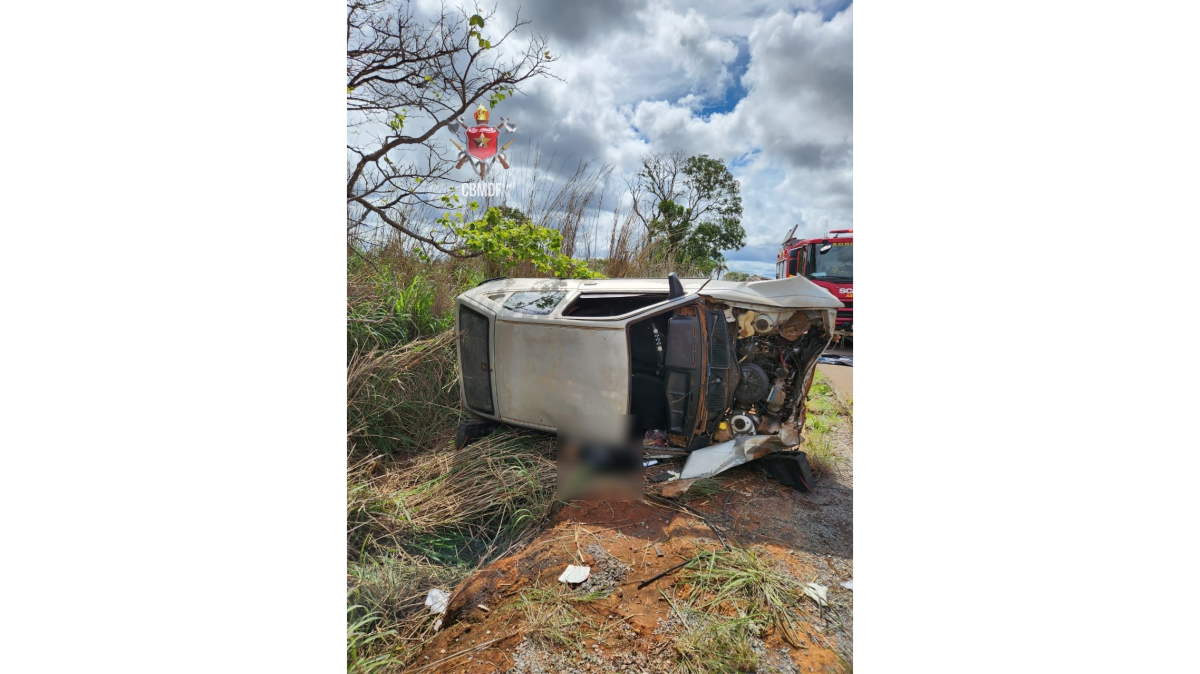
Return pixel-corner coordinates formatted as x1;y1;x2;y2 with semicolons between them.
660;434;793;497
752;452;816;492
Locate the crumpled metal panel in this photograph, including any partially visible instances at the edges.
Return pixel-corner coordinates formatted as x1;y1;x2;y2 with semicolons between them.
698;275;843;310
677;434;792;480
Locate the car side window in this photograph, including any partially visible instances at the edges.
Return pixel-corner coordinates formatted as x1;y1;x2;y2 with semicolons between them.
502;291;566;315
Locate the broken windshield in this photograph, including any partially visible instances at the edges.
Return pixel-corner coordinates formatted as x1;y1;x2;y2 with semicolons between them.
808;242;853;281
502;291;567;315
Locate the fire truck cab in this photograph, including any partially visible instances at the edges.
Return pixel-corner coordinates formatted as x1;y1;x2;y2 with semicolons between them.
776;226;852;339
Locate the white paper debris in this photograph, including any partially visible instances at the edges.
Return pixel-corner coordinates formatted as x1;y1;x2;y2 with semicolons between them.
425;588;450;615
557;564;591;584
803;582;829;608
841;580;853;590
643;460;659;467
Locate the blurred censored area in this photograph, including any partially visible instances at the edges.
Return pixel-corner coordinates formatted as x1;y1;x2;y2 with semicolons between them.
557;414;643;501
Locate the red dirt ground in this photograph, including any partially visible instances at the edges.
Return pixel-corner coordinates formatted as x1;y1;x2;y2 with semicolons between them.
406;457;854;674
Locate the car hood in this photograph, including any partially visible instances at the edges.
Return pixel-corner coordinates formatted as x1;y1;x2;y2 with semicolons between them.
698;275;843;310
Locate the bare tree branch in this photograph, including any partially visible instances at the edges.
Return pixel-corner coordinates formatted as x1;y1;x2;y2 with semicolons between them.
346;1;557;250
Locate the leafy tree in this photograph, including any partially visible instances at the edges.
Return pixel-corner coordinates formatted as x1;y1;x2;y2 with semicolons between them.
628;150;745;275
723;270;750;281
449;206;600;279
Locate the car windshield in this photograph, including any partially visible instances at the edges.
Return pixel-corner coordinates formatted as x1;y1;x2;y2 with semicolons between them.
808;242;853;281
502;291;567;315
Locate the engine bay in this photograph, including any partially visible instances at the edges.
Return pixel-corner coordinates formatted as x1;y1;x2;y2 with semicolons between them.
628;300;833;451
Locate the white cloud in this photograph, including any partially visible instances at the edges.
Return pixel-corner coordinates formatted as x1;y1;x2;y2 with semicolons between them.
365;1;854;269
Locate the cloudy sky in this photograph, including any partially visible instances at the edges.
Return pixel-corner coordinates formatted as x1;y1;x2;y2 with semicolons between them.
407;0;852;277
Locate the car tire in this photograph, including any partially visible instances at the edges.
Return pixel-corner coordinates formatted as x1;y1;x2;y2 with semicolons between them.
455;417;498;450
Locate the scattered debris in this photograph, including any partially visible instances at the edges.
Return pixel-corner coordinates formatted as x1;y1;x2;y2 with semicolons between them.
753;452;815;492
637;550;715;589
659;434;792;496
424;588;450;632
648;470;678;483
841;580;853;590
557;564;591;584
678;435;787;480
580;543;630;594
425;588;449;614
803;582;829;608
642;459;659;467
661;477;698;497
644;448;691;459
654;546;664;557
643;429;668;448
477;603;490;612
818;354;853;367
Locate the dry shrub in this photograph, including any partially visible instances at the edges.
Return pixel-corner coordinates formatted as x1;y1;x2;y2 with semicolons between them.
347;430;560;667
352;431;557;544
347;330;461;455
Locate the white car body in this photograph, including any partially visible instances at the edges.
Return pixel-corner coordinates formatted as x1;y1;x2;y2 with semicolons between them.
455;274;842;450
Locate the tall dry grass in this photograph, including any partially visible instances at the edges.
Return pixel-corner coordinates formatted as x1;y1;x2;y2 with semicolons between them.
347;431;559;669
347;331;462;456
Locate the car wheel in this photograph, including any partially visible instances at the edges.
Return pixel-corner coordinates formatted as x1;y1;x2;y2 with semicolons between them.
455;417;498;449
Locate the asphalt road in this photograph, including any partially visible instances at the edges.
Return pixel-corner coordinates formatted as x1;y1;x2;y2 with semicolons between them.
817;341;853;400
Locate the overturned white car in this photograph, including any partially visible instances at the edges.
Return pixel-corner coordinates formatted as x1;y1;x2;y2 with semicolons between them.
453;273;843;488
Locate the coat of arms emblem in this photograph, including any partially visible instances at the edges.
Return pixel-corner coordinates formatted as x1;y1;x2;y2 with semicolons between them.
448;104;516;180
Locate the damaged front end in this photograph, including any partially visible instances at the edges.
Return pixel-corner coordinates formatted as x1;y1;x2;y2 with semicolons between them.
452;272;842;496
633;282;837;493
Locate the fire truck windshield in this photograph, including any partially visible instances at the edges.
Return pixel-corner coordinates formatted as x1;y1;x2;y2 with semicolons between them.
808;243;853;281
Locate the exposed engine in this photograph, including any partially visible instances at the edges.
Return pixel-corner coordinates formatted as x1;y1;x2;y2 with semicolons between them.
707;305;831;447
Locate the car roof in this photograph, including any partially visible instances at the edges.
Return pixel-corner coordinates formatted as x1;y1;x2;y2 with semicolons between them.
471;277;713;293
469;275;841;310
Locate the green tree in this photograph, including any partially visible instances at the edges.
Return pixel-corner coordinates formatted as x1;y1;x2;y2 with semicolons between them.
723;270;750;281
451;207;601;279
629;150;745;275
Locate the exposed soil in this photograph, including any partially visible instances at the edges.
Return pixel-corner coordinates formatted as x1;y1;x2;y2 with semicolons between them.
408;393;853;674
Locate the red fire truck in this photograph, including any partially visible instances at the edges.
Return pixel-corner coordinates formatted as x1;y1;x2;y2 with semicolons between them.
776;225;852;339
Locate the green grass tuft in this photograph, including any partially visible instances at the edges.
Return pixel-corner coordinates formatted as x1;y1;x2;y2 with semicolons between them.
802;370;851;478
503;583;609;651
674;612;761;674
347;602;403;674
679;546;821;652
